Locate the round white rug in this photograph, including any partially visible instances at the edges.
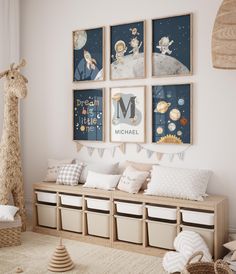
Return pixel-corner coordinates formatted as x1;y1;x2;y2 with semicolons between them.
0;232;167;274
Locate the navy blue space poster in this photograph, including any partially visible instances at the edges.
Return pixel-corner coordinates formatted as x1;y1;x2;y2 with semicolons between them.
152;84;191;144
73;27;104;81
152;14;192;77
110;21;145;80
73;89;104;141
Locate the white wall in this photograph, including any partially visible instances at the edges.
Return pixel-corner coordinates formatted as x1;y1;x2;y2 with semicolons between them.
20;0;236;230
0;0;20;136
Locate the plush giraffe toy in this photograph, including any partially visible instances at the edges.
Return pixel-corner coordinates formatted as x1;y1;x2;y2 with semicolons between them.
0;60;28;231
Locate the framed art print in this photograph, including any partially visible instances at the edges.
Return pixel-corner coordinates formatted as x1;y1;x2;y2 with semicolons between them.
110;86;145;143
73;89;104;141
152;84;192;144
152;14;192;77
110;21;145;80
73;27;104;82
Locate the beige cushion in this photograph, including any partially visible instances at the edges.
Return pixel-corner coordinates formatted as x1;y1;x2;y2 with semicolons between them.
118;166;149;194
232;251;236;261
224;241;236;260
76;161;119;184
145;166;211;201
44;159;73;181
0;205;19;222
119;161;153;190
224;241;236;251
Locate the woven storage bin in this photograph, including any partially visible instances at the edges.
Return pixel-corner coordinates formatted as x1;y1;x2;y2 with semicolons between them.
183;251;233;274
0;215;21;248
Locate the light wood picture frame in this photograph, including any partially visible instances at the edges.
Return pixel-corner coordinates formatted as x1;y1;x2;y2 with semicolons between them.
152;83;192;144
110;20;146;80
73;26;105;82
152;14;193;78
73;88;105;142
110;86;146;143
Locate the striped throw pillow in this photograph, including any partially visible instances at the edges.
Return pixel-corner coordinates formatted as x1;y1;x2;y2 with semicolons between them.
56;163;83;186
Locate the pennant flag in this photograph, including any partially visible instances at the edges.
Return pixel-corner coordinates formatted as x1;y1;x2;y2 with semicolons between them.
178;152;185;160
156;152;163;161
98;148;105;158
169;154;175;162
146;149;154;158
119;143;126;154
111;147;116;157
76;143;83;153
87;147;95;156
136;144;142;153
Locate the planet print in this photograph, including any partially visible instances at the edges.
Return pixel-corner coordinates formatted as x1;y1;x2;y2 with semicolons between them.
168;123;176;131
177;130;182;136
180;117;188;126
178;98;185;106
154;101;171;114
169;109;181;121
156;127;163;134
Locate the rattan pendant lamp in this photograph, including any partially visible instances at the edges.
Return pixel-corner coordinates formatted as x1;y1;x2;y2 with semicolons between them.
212;0;236;69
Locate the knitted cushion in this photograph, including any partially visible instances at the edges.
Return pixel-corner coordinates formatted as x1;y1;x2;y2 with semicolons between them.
163;251;187;273
56;164;83;186
174;231;212;261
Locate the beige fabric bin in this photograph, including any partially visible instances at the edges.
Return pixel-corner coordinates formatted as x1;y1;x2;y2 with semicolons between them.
147;220;177;249
86;212;110;238
115;215;143;244
181;225;214;255
60;208;82;233
36;203;57;228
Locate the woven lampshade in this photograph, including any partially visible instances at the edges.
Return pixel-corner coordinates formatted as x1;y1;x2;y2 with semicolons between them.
212;0;236;69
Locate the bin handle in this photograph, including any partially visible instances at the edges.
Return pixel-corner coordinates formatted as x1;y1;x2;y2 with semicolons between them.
186;251;204;266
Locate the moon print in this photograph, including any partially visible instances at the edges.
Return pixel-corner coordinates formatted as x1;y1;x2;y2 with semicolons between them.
97;113;101;119
169;109;181;121
74;30;87;50
177;130;182;136
168;122;176;131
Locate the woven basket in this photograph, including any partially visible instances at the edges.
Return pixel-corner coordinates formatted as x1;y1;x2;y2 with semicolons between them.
0;215;21;248
183;251;233;274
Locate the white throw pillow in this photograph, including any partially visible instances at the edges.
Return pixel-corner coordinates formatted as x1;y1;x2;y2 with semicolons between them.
118;166;149;194
118;161;154;190
145;166;211;201
0;205;19;221
44;159;74;181
84;170;121;190
75;160;119;184
56;163;83;186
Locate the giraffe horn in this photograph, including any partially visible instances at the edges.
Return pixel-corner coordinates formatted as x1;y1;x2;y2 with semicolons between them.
14;59;26;70
0;70;8;79
10;63;15;70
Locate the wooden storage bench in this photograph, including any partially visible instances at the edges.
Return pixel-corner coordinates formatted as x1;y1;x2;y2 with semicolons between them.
32;182;228;259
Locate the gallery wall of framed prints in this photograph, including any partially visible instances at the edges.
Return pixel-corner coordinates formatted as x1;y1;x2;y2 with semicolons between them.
72;13;193;148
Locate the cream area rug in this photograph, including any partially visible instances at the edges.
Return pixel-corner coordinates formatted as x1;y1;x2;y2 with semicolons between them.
0;232;167;274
